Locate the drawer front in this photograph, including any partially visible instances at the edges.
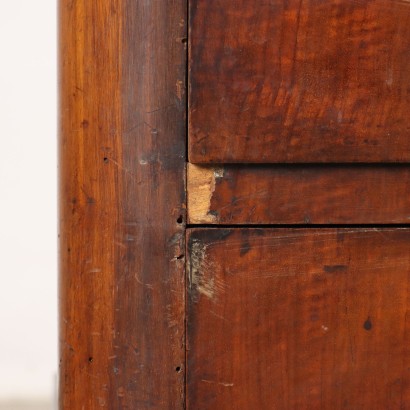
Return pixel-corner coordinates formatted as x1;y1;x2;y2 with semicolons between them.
187;164;410;225
189;0;410;163
187;228;410;409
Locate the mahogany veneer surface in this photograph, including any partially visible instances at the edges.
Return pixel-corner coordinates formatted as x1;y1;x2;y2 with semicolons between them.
189;0;410;163
187;228;410;409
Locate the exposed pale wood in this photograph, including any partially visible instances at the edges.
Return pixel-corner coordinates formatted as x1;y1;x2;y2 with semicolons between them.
187;163;223;224
59;1;186;408
189;0;410;163
187;228;410;409
187;165;410;224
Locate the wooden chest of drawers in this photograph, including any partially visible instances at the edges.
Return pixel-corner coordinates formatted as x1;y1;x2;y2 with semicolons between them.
59;1;410;408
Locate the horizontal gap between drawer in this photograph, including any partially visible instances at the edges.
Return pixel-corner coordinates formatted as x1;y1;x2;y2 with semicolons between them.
186;224;410;229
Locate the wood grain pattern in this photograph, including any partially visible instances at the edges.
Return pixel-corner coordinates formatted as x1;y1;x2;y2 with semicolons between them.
189;0;410;163
59;1;186;408
187;164;410;224
187;228;410;409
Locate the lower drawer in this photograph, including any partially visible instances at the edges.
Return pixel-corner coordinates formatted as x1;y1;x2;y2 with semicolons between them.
186;228;410;410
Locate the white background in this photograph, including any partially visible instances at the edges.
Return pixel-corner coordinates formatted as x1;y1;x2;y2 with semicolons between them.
0;0;57;406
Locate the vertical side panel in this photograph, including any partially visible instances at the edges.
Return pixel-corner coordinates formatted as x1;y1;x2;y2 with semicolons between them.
59;0;186;408
117;1;187;408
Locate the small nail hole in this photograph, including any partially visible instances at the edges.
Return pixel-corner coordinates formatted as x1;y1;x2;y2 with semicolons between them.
176;254;184;260
103;157;109;163
88;357;93;363
175;366;182;373
181;38;188;44
176;215;183;224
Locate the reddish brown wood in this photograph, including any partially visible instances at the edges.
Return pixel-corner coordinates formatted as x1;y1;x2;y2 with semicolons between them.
187;228;410;409
189;0;410;163
59;1;186;408
187;164;410;224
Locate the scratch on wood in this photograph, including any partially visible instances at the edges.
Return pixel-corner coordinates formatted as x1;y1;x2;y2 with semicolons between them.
176;79;184;101
201;379;234;387
188;239;215;299
187;163;224;223
188;238;226;301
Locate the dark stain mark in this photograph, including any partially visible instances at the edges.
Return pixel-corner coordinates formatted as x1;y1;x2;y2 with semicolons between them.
310;313;319;322
240;241;251;256
81;119;89;128
188;228;233;247
231;196;238;205
337;231;345;243
223;169;235;188
214;229;235;241
363;317;372;331
87;197;96;204
324;265;348;273
240;230;251;256
126;380;138;391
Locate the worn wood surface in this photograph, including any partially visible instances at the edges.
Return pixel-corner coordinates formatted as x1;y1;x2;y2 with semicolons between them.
59;1;186;408
187;164;410;224
189;0;410;163
187;228;410;409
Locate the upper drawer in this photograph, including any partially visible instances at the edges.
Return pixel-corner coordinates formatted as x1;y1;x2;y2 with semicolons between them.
189;0;410;163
